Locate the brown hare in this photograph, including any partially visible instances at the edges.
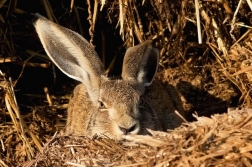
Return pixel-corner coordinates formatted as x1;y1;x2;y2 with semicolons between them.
33;14;184;140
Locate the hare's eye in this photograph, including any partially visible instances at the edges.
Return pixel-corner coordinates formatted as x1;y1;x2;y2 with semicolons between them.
139;97;145;108
99;101;106;109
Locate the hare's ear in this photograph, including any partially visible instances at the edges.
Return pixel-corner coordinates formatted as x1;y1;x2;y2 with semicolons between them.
122;40;159;91
33;14;104;102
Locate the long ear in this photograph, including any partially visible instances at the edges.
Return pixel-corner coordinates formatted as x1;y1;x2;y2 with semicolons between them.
33;13;104;102
121;40;159;91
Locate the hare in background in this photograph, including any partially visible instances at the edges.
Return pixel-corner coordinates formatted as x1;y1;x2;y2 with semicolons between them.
33;14;184;140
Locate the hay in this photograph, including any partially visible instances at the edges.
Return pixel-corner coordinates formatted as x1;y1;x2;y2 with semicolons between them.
21;108;252;167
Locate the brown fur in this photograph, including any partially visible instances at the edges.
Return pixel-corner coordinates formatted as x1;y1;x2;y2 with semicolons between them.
33;14;184;141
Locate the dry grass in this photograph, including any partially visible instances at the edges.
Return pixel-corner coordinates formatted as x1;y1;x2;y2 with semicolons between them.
21;108;252;167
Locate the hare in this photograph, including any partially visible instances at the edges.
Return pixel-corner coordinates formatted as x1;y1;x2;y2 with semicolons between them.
33;14;184;140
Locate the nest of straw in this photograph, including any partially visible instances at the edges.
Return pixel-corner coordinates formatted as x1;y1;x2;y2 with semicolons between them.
21;108;252;167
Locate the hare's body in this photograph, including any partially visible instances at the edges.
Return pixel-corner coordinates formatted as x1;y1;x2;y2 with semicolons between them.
144;80;184;130
33;14;184;140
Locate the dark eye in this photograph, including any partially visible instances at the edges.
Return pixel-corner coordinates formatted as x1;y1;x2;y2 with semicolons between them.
139;97;145;107
0;86;4;94
99;101;106;109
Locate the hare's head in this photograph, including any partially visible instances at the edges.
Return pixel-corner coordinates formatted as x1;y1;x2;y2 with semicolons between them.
33;14;160;140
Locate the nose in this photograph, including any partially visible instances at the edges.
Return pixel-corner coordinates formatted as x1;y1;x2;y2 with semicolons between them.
119;124;137;135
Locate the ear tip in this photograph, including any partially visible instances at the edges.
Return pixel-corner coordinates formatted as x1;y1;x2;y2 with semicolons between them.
150;46;160;57
144;40;160;59
32;13;45;25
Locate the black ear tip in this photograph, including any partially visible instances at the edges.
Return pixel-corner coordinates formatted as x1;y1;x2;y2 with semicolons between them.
32;13;44;24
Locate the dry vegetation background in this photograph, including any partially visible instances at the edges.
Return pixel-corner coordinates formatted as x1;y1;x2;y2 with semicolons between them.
0;0;252;166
